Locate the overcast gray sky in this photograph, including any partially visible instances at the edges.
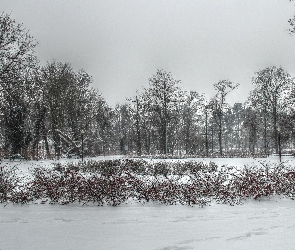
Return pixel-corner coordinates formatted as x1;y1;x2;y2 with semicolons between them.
2;0;295;106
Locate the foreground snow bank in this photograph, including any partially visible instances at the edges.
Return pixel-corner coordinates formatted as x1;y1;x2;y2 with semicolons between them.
1;198;295;250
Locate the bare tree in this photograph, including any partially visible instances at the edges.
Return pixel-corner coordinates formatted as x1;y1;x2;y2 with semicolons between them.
0;13;37;86
144;70;182;154
0;13;38;156
249;66;293;153
209;80;239;156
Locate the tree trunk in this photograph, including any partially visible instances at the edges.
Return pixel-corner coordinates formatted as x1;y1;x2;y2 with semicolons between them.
218;126;222;156
264;106;268;155
217;110;223;156
135;96;142;156
205;110;209;157
44;136;51;158
273;103;278;154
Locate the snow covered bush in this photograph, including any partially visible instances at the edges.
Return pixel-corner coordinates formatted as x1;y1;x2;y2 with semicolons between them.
2;160;295;207
0;165;32;204
0;166;18;202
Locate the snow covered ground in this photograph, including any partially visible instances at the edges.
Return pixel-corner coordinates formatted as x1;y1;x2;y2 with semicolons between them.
3;154;293;175
1;155;295;250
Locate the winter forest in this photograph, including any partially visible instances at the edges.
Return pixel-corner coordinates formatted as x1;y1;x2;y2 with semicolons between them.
1;11;295;160
2;3;295;249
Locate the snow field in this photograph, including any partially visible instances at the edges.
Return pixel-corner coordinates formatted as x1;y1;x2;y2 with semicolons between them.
1;155;295;249
1;197;295;250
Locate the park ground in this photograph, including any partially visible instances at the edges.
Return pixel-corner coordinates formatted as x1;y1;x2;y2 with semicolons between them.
1;155;294;250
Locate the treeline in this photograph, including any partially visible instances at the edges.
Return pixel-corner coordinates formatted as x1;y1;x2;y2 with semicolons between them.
1;13;295;159
117;68;295;157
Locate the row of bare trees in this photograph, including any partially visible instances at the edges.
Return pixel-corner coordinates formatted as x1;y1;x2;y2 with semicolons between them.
115;68;294;157
0;13;113;158
0;12;294;158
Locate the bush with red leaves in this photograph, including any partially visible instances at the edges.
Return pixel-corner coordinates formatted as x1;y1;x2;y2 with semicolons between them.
2;160;295;207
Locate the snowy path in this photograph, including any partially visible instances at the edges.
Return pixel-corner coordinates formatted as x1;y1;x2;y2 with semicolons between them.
1;198;295;250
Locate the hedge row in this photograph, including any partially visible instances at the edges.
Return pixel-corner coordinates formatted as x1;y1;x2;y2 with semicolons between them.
1;160;295;207
129;153;268;159
53;159;218;176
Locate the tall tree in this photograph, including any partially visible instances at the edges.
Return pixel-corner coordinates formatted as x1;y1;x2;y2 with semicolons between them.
249;66;293;153
180;91;206;155
128;94;143;156
39;61;94;158
209;80;239;156
0;13;37;86
144;70;183;154
0;13;38;156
